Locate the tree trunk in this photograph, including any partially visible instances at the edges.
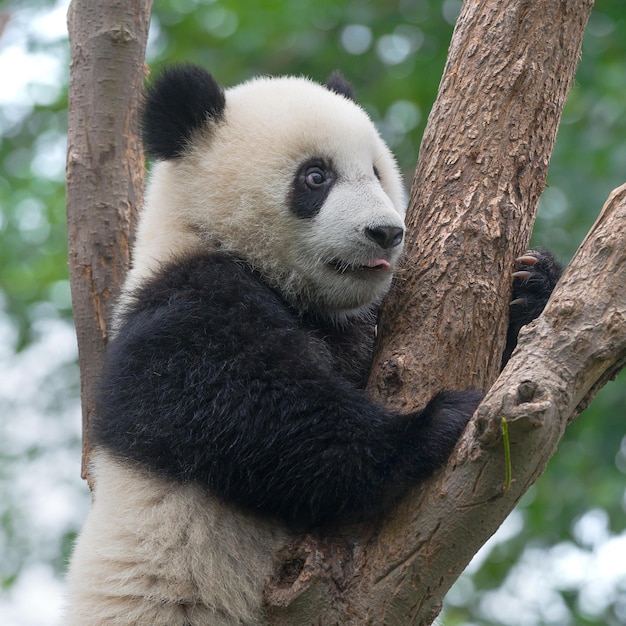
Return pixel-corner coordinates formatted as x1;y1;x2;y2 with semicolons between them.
265;0;606;624
66;0;152;481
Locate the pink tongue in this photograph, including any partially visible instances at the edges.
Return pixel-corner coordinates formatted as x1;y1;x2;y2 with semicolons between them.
366;259;391;270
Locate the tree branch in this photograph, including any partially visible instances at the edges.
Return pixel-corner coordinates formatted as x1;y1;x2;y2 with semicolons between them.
66;0;152;480
356;181;626;625
265;0;598;623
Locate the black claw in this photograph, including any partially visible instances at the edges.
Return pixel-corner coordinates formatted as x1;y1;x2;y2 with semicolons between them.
512;270;532;281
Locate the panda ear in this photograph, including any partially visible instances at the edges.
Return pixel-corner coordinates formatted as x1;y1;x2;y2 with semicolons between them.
142;64;226;160
325;71;356;102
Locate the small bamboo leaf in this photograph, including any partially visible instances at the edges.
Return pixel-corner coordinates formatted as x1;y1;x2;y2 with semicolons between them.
501;417;512;493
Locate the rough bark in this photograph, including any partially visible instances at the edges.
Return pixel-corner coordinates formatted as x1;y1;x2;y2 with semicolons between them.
66;0;152;480
264;0;600;624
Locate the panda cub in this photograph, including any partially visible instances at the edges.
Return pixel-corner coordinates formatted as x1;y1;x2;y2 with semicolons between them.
66;65;561;626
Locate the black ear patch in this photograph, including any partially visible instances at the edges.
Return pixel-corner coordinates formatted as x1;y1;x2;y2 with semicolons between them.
325;71;356;102
143;64;226;160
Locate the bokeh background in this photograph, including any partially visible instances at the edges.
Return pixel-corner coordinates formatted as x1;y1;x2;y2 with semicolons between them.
0;1;625;624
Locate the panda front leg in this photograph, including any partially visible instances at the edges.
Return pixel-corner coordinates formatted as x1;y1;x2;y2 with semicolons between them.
89;256;482;530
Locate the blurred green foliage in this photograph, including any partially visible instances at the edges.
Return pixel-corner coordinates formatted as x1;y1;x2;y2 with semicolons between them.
0;0;624;624
0;0;70;351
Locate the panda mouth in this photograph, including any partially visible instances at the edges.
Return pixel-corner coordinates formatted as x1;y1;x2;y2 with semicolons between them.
327;258;392;274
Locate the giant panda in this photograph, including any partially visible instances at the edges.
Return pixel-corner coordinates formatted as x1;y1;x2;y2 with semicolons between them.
65;64;561;626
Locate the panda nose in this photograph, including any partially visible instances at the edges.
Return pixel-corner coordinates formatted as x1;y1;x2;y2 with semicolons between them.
365;225;404;250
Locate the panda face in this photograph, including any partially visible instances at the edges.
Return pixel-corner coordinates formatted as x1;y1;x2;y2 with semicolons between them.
132;67;407;318
286;151;406;314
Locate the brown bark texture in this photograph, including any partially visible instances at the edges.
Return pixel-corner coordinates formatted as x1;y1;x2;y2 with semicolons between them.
265;0;602;624
66;0;152;479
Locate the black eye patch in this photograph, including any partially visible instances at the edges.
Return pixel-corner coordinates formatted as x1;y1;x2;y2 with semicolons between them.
290;158;336;219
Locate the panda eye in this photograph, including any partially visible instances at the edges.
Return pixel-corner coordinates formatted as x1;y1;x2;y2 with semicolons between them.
290;158;336;218
305;167;327;189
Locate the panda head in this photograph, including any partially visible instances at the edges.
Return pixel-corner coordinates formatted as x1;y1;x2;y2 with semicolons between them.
133;64;407;319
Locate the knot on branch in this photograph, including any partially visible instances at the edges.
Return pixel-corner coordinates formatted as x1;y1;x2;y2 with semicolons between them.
264;534;359;611
473;380;553;447
379;353;406;389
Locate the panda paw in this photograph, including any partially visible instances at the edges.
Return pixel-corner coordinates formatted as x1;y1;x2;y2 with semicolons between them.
502;248;563;366
509;248;562;324
399;389;484;481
